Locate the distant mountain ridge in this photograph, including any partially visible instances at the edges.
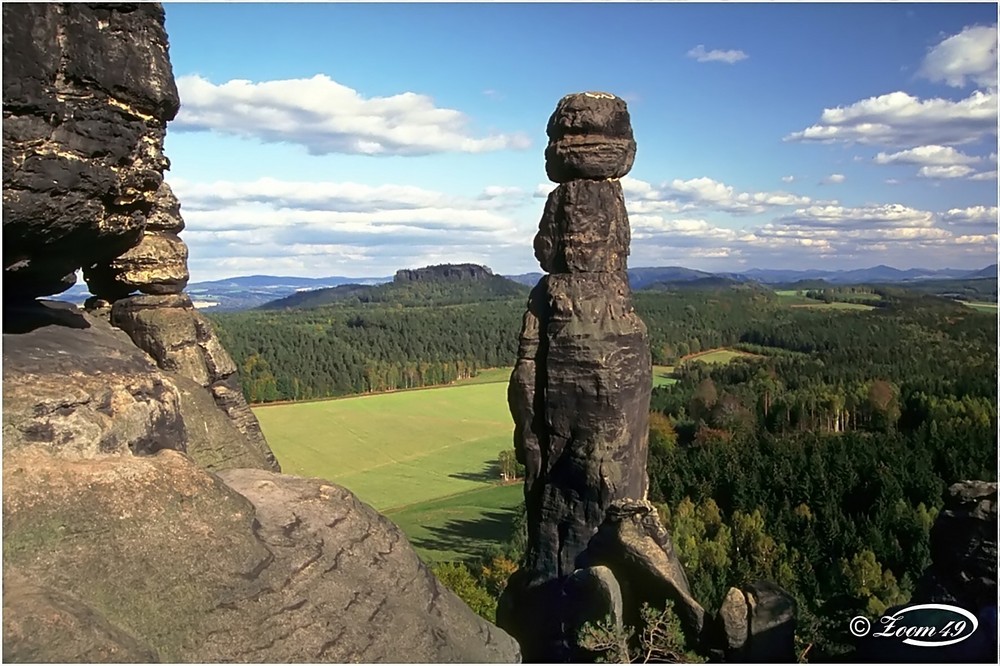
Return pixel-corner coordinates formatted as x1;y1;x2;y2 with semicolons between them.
52;263;994;311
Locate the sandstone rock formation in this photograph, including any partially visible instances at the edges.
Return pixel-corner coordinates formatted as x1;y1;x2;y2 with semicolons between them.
395;262;496;282
499;92;657;660
3;4;518;662
3;446;519;663
3;3;179;301
499;93;798;663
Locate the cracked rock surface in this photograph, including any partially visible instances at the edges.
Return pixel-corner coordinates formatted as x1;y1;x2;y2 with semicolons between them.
3;449;520;663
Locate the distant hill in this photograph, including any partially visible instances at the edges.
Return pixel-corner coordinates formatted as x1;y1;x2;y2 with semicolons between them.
967;264;997;279
641;276;744;291
259;263;529;310
49;262;997;311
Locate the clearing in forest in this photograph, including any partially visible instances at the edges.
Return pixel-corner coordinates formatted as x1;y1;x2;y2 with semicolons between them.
682;348;760;365
254;381;514;512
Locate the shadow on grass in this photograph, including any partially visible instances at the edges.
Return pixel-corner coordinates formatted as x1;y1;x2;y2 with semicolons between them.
410;508;519;559
448;460;501;483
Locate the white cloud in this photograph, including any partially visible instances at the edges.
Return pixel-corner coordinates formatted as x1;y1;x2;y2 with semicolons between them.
970;170;998;181
917;165;976;179
657;177;811;214
822;173;846;184
781;175;795;183
173;74;531;156
785;90;997;146
686;45;748;64
918;24;998;89
874;145;982;166
942;205;999;226
171;177;540;281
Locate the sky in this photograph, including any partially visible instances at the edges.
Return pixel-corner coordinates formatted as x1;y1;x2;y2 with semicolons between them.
161;3;999;282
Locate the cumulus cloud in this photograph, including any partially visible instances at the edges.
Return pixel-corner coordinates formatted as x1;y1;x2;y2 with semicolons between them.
773;203;937;230
941;205;999;228
173;74;531;156
919;24;998;89
171;177;540;281
874;145;982;166
873;145;996;179
822;174;846;184
686;45;748;64
970;170;998;181
626;176;812;215
785;90;997;147
917;165;976;179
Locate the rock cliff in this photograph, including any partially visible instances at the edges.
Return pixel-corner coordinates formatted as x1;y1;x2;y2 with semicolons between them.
2;4;518;662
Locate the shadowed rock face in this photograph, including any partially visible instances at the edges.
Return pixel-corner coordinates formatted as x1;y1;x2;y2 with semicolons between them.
3;3;179;300
500;91;653;661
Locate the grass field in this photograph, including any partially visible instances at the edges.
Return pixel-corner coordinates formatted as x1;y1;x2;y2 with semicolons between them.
962;301;998;313
775;290;878;310
253;363;687;562
652;365;677;387
452;367;512;386
384;483;523;563
254;382;513;512
684;348;757;365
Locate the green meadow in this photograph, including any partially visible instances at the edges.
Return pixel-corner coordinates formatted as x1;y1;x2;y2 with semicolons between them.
254;381;513;512
253;364;691;562
962;301;998;313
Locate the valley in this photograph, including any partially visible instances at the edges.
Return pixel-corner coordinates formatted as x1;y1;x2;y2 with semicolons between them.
214;266;997;658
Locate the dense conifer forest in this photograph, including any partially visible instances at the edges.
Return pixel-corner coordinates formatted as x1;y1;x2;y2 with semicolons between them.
207;282;997;657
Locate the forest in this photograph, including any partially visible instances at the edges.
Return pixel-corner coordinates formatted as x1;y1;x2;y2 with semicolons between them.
207;282;997;659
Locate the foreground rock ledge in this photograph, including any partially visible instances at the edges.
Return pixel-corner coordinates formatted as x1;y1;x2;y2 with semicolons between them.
3;449;520;663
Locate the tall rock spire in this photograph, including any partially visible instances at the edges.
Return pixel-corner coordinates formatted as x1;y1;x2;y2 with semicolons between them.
500;91;654;659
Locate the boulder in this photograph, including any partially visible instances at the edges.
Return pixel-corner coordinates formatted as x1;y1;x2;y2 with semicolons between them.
744;581;796;663
110;294;279;471
586;499;706;642
564;565;625;660
2;300;187;458
85;231;190;299
544;92;636;183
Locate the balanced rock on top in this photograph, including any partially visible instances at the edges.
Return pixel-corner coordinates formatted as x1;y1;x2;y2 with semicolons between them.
544;92;637;183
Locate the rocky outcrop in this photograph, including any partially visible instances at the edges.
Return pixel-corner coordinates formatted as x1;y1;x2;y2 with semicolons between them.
3;4;518;662
109;293;278;470
3;446;519;663
916;480;997;609
395;263;496;282
585;500;706;639
499;93;799;663
3;3;179;301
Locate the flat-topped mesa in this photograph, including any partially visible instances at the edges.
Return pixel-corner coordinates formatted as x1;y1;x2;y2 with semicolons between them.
500;92;653;661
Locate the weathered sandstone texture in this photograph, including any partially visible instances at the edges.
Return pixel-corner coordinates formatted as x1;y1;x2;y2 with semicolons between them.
3;4;519;662
3;3;179;301
499;92;656;660
499;93;798;663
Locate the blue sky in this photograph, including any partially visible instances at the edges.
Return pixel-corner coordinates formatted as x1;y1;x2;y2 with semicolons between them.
161;3;998;281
